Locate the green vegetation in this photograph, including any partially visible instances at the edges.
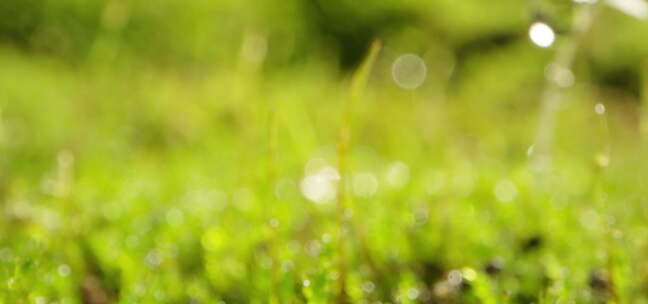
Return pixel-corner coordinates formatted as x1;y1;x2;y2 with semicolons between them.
1;0;648;303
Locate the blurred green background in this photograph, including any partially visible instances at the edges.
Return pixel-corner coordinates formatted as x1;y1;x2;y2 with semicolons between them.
2;0;648;303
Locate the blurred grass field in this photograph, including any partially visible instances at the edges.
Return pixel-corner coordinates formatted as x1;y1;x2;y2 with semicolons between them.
2;0;648;303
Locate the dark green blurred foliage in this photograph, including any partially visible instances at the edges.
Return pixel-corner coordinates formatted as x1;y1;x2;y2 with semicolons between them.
0;0;647;77
0;0;103;59
301;0;418;69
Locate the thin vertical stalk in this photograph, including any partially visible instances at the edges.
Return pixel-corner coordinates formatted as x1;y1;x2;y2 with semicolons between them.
641;61;648;139
640;61;648;186
641;61;648;228
266;110;281;303
531;3;599;171
336;40;381;304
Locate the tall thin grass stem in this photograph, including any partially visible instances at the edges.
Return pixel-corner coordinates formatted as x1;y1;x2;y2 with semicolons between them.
336;40;381;303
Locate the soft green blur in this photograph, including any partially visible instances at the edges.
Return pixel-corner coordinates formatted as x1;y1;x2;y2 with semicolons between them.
1;1;648;303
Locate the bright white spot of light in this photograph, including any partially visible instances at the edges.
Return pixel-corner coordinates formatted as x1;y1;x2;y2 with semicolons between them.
607;0;648;20
392;54;427;90
385;161;410;189
594;103;606;115
303;279;311;287
301;175;336;204
529;22;556;48
494;180;518;203
300;166;339;204
352;172;378;198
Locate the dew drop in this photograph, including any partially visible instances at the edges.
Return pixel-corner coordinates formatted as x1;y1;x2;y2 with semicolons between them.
392;54;427;90
529;22;555;48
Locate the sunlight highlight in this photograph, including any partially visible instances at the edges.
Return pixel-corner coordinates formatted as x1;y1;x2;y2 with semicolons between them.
607;0;648;20
529;22;555;48
300;160;340;204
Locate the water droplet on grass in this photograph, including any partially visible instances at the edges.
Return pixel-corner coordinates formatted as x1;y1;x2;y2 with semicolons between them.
301;173;337;204
300;161;339;204
392;54;427;90
529;22;555;48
